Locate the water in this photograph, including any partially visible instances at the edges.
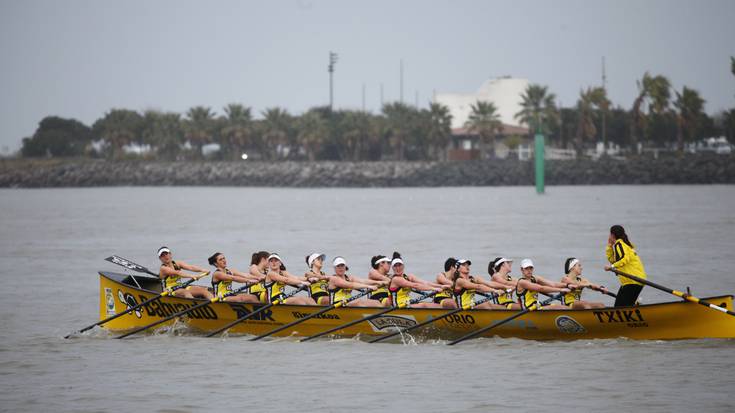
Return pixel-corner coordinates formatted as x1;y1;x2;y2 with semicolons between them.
1;185;734;412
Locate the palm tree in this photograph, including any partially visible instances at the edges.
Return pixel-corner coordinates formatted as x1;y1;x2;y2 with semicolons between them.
382;102;413;160
92;109;144;159
141;110;183;160
514;84;559;135
220;103;253;160
426;102;452;161
630;72;652;152
298;110;328;161
338;110;372;161
184;106;216;158
465;101;503;159
574;87;609;156
261;107;292;160
673;86;705;153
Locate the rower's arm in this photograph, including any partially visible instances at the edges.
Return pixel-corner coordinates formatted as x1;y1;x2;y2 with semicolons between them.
229;268;261;284
535;275;569;289
177;260;208;274
479;276;510;291
368;269;389;282
161;264;205;280
519;278;567;294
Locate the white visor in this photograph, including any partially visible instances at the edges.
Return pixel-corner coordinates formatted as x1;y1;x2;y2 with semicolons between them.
456;259;471;266
375;257;391;265
267;254;282;262
157;247;171;257
333;257;348;267
391;258;404;267
567;259;580;273
308;253;325;267
520;258;534;269
494;257;512;269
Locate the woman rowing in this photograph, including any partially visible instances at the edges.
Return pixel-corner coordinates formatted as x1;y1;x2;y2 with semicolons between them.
208;252;261;303
387;252;445;308
489;257;520;309
515;258;572;310
266;253;315;305
434;257;458;308
452;259;506;309
605;225;647;307
560;258;607;309
328;256;384;307
156;246;213;299
304;253;330;305
367;255;392;304
248;251;270;303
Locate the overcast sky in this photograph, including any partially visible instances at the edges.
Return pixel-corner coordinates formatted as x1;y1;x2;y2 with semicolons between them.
1;0;734;153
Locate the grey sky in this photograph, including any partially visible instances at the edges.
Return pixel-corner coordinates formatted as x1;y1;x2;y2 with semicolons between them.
1;0;734;152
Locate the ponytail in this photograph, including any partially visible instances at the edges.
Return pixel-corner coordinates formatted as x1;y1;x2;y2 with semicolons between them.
208;252;223;266
610;225;634;248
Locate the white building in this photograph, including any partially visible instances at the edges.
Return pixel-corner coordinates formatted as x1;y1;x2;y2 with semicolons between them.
433;76;530;129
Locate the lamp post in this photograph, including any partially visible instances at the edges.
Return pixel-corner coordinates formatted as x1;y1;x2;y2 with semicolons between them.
328;51;338;110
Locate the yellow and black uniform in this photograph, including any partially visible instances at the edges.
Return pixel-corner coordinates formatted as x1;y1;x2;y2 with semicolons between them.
433;287;453;304
307;270;329;303
517;276;540;310
370;281;389;304
606;239;647;286
389;275;413;308
269;271;288;303
250;268;268;303
561;275;583;307
454;276;477;309
212;268;234;299
496;274;515;309
160;261;183;290
329;275;353;305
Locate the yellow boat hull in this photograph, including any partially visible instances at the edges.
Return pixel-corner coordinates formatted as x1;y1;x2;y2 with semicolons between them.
99;272;735;340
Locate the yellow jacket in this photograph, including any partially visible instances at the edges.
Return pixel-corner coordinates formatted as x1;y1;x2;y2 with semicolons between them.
606;239;647;286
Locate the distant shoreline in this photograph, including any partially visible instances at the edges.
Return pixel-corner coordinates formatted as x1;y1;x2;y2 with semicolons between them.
1;156;733;188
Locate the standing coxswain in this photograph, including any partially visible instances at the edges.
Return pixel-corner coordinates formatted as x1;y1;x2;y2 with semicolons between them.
304;253;330;305
208;252;262;303
328;256;384;307
387;252;445;308
560;258;607;309
515;258;572;310
157;246;213;299
604;225;647;307
266;253;315;305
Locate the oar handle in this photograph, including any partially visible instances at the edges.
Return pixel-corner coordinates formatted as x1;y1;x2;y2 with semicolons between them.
608;268;735;316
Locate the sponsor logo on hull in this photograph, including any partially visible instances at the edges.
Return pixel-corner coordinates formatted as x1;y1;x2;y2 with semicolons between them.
104;288;116;315
118;290;142;318
135;294;219;320
592;309;648;328
555;316;586;334
367;315;417;332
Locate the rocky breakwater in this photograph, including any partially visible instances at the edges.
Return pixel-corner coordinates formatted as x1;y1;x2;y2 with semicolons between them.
1;154;733;188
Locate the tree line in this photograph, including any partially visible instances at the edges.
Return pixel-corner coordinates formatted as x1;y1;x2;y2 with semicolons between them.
20;60;735;161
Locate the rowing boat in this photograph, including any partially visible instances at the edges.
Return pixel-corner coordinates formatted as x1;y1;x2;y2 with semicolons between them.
99;271;735;340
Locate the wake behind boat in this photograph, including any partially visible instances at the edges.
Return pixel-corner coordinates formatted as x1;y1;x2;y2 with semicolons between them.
98;271;735;341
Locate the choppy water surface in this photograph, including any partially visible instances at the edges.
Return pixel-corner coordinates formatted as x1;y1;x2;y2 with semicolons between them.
1;185;734;412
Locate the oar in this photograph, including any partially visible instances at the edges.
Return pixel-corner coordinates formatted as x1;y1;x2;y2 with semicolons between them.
369;293;497;344
116;281;254;339
447;293;563;345
608;268;735;316
589;285;617;298
250;289;372;341
299;291;438;343
205;285;307;338
66;277;199;338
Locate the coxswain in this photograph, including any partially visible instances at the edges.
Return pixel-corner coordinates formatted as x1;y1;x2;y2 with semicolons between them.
328;256;384;307
452;259;506;309
266;253;315;305
604;225;647;307
489;257;520;309
304;253;330;305
248;251;270;303
560;258;607;309
367;255;392;304
387;252;444;308
434;257;458;308
156;246;213;299
207;252;262;303
515;258;572;310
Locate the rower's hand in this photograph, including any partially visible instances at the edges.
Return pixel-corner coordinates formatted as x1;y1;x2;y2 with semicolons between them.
560;288;571;294
433;287;443;292
368;285;377;291
300;281;311;287
600;286;609;294
604;264;613;271
194;271;208;280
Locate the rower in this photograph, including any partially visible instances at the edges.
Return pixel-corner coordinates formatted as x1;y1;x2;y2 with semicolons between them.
304;253;330;305
560;258;607;309
328;256;383;307
516;258;571;310
489;257;520;309
266;253;315;305
604;225;647;307
367;255;392;304
387;252;444;308
208;252;261;303
248;251;270;303
156;246;213;299
434;257;458;308
452;259;506;309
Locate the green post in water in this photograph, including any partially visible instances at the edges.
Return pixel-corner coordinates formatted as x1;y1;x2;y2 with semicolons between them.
534;131;545;194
